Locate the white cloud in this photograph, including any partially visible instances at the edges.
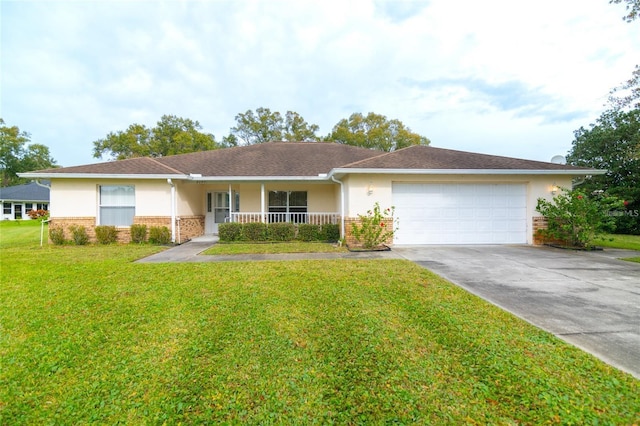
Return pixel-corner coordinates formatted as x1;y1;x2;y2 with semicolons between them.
1;0;637;167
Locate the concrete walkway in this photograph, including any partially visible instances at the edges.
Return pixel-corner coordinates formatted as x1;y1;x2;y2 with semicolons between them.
135;236;403;263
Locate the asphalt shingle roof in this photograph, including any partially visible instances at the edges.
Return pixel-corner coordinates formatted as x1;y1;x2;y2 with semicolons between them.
25;142;590;177
342;145;586;170
0;181;50;201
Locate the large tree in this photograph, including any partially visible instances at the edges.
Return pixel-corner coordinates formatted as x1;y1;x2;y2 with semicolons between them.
608;1;639;109
230;108;320;145
327;112;430;152
0;118;57;186
93;115;217;160
610;0;640;22
609;65;640;111
567;109;640;233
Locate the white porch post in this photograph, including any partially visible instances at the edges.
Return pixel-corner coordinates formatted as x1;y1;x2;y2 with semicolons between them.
228;184;232;222
260;183;265;223
331;176;345;238
167;179;176;243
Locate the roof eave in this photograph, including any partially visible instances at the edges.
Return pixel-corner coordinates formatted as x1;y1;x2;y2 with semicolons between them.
17;172;190;180
187;175;331;183
329;168;607;177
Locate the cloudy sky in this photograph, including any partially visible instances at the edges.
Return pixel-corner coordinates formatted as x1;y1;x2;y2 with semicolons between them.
2;0;638;167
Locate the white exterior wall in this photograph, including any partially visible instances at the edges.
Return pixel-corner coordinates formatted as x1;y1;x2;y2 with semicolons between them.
50;179;174;219
342;173;573;244
50;179;99;218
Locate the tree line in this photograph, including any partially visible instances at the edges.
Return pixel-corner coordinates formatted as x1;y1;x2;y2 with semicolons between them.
0;110;430;186
564;0;640;234
90;109;431;161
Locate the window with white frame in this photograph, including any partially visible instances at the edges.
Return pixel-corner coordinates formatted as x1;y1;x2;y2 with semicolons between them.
268;191;307;223
3;203;12;215
99;185;135;226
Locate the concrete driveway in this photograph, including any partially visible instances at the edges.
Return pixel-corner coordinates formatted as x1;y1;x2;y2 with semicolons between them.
394;245;640;379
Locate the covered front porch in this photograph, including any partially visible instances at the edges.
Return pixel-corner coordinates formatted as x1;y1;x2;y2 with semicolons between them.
179;181;343;236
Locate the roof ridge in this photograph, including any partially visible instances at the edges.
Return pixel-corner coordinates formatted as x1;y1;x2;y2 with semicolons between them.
147;157;187;174
338;146;411;168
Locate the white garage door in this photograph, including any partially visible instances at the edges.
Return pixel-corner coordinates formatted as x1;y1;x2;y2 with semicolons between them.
392;183;527;244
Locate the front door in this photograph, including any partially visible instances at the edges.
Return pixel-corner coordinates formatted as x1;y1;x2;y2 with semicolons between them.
205;192;229;234
14;204;22;220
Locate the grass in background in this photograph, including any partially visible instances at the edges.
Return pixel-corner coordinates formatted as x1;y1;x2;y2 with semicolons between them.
0;219;46;248
1;222;639;424
594;233;640;251
594;234;640;262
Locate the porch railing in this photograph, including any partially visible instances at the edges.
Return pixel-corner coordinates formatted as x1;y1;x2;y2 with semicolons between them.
229;212;340;225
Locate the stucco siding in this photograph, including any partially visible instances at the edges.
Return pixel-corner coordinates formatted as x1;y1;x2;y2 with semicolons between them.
50;179;98;218
50;179;175;219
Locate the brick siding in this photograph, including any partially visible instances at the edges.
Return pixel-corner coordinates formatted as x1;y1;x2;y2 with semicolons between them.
49;215;205;244
344;217;394;247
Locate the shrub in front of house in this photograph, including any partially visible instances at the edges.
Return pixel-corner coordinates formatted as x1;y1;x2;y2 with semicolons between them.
27;209;49;220
321;223;340;242
130;224;148;243
49;227;66;245
218;222;340;243
95;226;118;244
148;226;172;245
297;223;320;242
218;222;243;242
536;188;623;248
268;222;295;241
69;225;89;246
242;222;268;241
351;203;398;249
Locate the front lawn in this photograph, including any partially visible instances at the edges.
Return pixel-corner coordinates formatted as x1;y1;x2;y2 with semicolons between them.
1;226;638;423
203;241;347;255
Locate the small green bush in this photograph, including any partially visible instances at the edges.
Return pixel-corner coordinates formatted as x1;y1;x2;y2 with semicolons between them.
243;222;268;241
297;223;320;242
268;222;295;241
321;223;340;242
95;225;118;244
351;203;397;249
49;227;66;245
219;222;243;242
69;225;89;246
130;224;147;243
149;226;172;245
536;188;623;248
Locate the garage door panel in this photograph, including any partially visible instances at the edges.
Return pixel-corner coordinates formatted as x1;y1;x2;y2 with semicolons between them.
392;183;527;244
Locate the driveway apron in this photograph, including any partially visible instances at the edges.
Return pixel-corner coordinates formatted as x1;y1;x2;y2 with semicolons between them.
394;245;640;379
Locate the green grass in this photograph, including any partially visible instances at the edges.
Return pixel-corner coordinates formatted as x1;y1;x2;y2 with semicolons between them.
1;222;639;424
594;233;640;251
203;241;347;255
593;234;640;262
0;219;47;248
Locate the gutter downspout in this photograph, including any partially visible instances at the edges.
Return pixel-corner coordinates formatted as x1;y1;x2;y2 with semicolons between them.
33;179;51;189
331;175;345;239
167;179;176;243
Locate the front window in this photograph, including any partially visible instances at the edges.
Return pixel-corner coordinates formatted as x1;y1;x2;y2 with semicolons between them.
36;203;48;211
99;185;135;226
268;191;307;223
3;203;12;215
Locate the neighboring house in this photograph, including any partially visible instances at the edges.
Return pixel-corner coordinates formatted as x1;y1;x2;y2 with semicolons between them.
0;180;50;220
19;142;602;244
